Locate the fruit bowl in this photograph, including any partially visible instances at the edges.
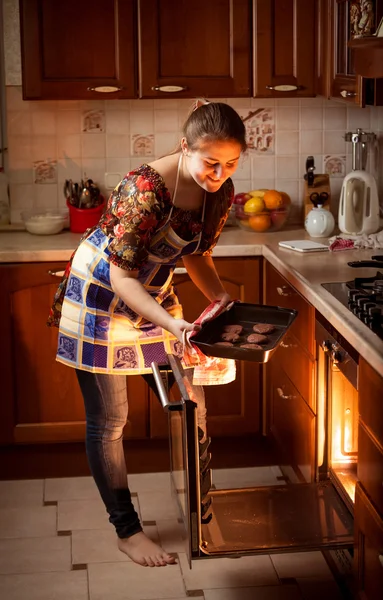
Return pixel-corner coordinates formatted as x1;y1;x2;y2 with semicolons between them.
234;189;291;232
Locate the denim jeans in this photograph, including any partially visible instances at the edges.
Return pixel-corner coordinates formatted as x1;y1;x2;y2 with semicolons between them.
75;369;142;539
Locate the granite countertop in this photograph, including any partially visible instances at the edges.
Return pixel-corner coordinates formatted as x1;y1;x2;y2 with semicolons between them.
1;226;383;373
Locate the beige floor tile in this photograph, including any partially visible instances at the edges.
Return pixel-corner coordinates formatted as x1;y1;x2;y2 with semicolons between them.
178;552;279;590
0;570;88;600
297;576;345;600
128;472;172;494
137;491;179;521
88;561;187;599
270;551;332;579
44;476;99;502
204;585;302;599
0;506;57;539
0;480;44;508
71;525;159;565
58;496;141;532
212;467;284;490
0;536;71;574
156;519;185;553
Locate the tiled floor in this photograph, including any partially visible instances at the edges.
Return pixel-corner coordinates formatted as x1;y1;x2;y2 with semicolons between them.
0;469;348;599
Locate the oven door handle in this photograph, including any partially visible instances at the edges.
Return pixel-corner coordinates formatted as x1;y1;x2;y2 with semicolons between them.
151;362;182;411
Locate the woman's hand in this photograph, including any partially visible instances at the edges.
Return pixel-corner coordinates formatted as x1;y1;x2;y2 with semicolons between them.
167;319;199;343
214;291;232;306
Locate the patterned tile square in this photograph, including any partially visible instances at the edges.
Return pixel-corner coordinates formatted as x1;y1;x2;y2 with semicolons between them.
0;571;88;600
178;552;278;590
0;536;71;574
0;506;57;539
88;560;187;599
0;480;44;508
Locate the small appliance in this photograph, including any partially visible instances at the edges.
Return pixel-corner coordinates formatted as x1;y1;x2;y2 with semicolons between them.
305;191;335;237
338;129;380;235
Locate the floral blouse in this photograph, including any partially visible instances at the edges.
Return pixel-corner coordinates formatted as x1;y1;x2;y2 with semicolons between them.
99;164;234;270
48;164;234;327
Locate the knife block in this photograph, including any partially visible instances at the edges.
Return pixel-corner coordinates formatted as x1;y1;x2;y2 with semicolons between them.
303;174;331;217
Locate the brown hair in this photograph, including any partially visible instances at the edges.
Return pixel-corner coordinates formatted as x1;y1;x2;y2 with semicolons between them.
183;102;247;152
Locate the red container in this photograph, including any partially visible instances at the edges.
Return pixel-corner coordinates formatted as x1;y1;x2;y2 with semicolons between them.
67;198;105;233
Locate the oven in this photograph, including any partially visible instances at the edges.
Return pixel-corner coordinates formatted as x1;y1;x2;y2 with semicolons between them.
151;350;354;568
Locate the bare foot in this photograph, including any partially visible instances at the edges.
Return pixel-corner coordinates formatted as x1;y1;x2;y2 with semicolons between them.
117;531;176;567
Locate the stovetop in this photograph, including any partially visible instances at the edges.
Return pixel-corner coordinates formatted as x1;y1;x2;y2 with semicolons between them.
322;271;383;340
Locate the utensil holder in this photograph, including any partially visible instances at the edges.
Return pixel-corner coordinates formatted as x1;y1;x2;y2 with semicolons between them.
67;197;105;233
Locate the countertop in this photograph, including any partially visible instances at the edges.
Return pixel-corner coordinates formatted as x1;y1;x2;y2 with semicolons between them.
1;226;383;374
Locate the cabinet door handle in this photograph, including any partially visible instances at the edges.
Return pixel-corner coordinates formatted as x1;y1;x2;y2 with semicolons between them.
277;285;293;297
266;84;304;92
48;270;65;277
340;90;356;98
151;85;188;93
87;86;124;93
276;387;294;400
174;267;188;275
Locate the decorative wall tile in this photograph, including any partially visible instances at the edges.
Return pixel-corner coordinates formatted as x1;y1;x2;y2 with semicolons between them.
33;160;57;184
131;134;154;156
82;110;105;133
324;155;346;177
242;108;275;154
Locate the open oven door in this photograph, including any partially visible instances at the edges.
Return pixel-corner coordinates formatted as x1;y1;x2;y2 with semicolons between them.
151;355;203;568
151;355;354;564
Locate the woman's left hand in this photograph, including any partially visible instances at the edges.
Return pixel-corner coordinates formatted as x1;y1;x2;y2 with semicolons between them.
214;291;232;307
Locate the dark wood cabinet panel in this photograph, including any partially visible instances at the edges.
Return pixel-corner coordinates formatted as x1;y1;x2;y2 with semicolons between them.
358;422;383;517
138;0;252;98
358;357;383;448
0;263;148;445
329;0;383;106
316;0;332;98
149;258;262;438
354;483;383;600
20;0;136;100
253;0;316;98
268;359;316;483
264;262;315;357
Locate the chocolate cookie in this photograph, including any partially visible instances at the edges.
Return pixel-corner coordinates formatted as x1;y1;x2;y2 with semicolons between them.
240;343;262;349
223;324;243;335
214;341;234;347
247;333;268;344
253;323;275;334
221;332;240;342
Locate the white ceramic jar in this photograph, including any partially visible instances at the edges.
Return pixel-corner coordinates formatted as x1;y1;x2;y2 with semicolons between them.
304;207;335;238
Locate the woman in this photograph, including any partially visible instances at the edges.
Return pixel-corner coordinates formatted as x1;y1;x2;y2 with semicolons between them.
49;100;247;567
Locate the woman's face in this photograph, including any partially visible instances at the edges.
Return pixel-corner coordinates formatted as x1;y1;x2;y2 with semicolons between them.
182;139;242;193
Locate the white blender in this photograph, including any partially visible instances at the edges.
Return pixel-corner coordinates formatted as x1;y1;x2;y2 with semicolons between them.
338;128;380;235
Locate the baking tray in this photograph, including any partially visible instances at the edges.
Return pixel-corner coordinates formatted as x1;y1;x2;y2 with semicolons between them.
191;302;298;363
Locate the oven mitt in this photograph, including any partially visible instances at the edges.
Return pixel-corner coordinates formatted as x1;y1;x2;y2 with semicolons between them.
182;297;236;386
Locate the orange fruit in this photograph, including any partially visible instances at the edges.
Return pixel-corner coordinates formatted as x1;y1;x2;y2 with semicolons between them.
263;189;283;210
248;214;271;232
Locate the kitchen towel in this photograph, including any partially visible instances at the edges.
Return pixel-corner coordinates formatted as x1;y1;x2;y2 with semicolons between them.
183;298;236;386
329;230;383;251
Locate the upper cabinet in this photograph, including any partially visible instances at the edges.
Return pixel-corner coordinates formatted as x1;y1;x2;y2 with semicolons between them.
20;0;137;100
329;0;383;106
253;0;316;98
137;0;252;98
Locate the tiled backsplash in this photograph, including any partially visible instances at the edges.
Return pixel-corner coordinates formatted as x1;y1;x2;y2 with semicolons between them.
5;86;383;224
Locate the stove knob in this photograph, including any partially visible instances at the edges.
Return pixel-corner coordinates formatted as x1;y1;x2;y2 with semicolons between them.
368;305;380;318
331;349;342;364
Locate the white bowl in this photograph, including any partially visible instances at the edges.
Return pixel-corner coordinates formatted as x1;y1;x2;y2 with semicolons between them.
21;210;68;235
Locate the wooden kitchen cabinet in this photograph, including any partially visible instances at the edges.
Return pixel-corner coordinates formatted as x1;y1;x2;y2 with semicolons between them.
329;0;383;106
0;262;148;445
19;0;137;100
150;257;262;438
253;0;316;98
137;0;251;98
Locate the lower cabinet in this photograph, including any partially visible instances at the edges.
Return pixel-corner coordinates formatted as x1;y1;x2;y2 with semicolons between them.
0;257;261;446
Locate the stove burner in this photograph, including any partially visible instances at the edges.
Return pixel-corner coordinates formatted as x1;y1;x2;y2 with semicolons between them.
322;271;383;341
